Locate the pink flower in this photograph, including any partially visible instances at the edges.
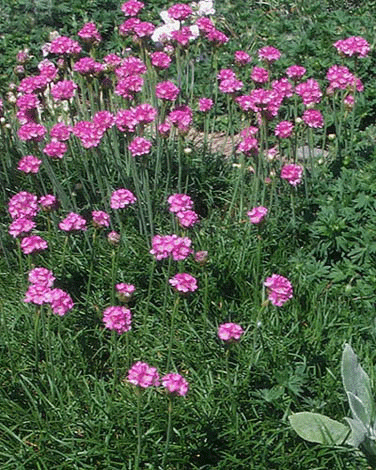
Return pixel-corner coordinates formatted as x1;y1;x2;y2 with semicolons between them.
217;69;236;81
28;267;55;287
24;284;51;305
20;235;48;255
302;109;324;128
77;22;101;43
206;29;229;44
45;288;74;315
49;36;82;55
18;75;49;94
38;59;58;81
237;137;258;156
162;373;189;396
92;210;110;228
264;274;293;307
169;273;198;293
295;79;322;106
218;323;244;342
275;121;294;138
108;231;121;245
286;65;306;81
9;217;36;238
115;56;147;77
158;121;172;136
50;122;72;141
198;97;213;112
258;46;281;63
17;155;42;174
59;212;87;232
219;78;243;94
121;0;144;16
39;194;59;212
18;123;47;142
247;206;268;224
119;18;141;36
171;27;195;46
128;136;152;157
234;50;251;66
115;109;139;133
128;361;160;388
251;66;269;84
150;234;193;261
176;210;199;228
16;93;40;110
134;21;155;39
51;80;78;101
150;52;171;69
196;17;215;34
115;75;144;98
334;36;370;58
194;250;208;265
281;164;303;186
93;111;115;131
110;189;137;209
103;306;132;334
155;81;180;101
8;191;39;219
344;94;355;110
168;3;193;20
73;57;104;74
43;141;67;159
272;78;294;99
72;121;105;148
168;105;193;132
168;193;194;213
133;103;157;125
116;283;136;302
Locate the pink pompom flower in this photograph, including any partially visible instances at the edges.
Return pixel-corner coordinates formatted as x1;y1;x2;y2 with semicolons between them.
116;283;136;302
234;50;251;66
302;109;324;128
45;288;74;316
8;191;39;219
150;51;171;70
198;97;213;112
218;323;244;342
20;235;48;255
275;121;294;139
258;46;281;63
155;81;180;101
264;274;293;307
168;193;194;213
169;273;198;293
121;0;144;17
110;189;137;209
17;155;42;174
281;164;303;187
128;361;160;388
128;136;152;157
150;234;193;261
162;373;189;396
334;36;370;58
59;212;87;232
176;210;199;228
168;3;193;20
247;206;268;224
9;217;36;238
286;65;306;81
92;210;110;228
103;306;132;334
28;267;55;287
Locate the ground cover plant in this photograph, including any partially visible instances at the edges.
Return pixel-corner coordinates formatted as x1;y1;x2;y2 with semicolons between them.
1;1;376;469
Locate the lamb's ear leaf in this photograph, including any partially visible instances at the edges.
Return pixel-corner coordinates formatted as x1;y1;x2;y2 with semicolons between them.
344;417;367;448
289;412;350;445
342;344;374;423
347;391;371;428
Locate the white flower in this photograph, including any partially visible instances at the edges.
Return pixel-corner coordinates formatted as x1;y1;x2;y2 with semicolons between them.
151;22;180;43
189;25;200;40
197;0;215;16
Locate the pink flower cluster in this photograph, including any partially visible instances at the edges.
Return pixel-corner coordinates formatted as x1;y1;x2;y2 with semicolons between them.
167;193;199;228
169;273;198;293
295;79;322;106
59;212;87;232
73;57;104;75
286;65;306;81
234;50;251;66
127;362;189;396
274;121;294;139
24;267;74;315
121;0;144;16
78;22;102;44
72;120;106;148
110;188;137;209
155;80;180;101
334;36;370;58
218;323;244;342
116;283;136;302
92;210;110;228
198;97;213;112
258;46;281;63
168;105;193;132
18;123;47;142
43;141;67;159
150;234;193;261
17;155;42;174
102;306;132;334
264;274;293;307
168;3;193;20
9;217;36;238
128;361;160;388
8;191;39;219
302;109;324;128
49;36;82;56
281;164;304;186
128;136;152;157
326;65;363;94
51;80;78;101
247;206;268;224
150;51;172;69
162;373;189;396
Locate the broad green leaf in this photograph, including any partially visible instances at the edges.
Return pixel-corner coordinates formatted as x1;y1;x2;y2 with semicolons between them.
347;391;371;428
344;417;367;448
289;412;350;445
341;344;374;424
